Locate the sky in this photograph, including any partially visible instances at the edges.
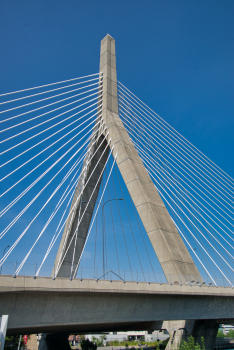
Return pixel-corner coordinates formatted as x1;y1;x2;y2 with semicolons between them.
0;0;233;281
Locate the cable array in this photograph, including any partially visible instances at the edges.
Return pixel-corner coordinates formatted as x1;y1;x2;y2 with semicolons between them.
1;72;233;288
0;73;104;273
118;81;234;287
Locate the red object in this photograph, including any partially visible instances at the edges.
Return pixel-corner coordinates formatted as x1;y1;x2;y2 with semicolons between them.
23;335;28;345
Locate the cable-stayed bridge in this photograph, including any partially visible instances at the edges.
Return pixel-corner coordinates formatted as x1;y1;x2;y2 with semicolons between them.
0;35;233;350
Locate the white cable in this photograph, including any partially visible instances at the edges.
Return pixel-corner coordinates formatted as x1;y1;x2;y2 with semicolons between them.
119;97;234;200
0;143;89;267
70;146;89;278
119;100;234;201
119;96;234;199
41;146;90;265
145;165;232;286
69;116;103;278
137;145;234;256
0;77;99;106
0;106;100;169
55;144;114;277
0;110;101;196
135;133;234;228
35;121;106;275
0;72;101;97
142;160;234;277
52;120;107;266
0;122;100;223
15;153;87;275
0;82;101;126
122;114;234;220
54;122;107;273
37;146;92;271
0;98;99;155
0;105;101;180
36;177;79;277
174;223;216;285
135;141;234;239
0;122;106;265
0;83;100;120
118;82;234;186
35;130;108;276
15;151;91;276
121;115;234;215
0;90;100;143
54;127;110;275
72;152;117;279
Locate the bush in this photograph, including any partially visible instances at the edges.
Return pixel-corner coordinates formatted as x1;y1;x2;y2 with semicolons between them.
109;340;120;346
178;335;205;350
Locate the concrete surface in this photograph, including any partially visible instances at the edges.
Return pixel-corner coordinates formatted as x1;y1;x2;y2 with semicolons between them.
0;275;233;336
53;34;201;283
54;135;109;278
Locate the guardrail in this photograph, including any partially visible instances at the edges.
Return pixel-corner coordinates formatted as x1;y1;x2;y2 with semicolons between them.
0;262;233;288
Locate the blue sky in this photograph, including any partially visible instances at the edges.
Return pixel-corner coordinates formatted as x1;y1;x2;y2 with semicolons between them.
0;0;233;281
0;1;233;174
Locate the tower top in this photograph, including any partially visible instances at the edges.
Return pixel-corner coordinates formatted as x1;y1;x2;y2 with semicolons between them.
101;34;115;42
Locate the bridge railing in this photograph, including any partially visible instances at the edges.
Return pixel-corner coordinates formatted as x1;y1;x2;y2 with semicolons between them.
0;262;233;288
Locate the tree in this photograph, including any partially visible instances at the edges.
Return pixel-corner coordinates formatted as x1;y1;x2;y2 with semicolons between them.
227;329;234;338
178;335;205;350
4;335;24;350
81;339;97;350
217;330;225;338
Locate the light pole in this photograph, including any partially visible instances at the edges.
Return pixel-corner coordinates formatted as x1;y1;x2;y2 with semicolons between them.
82;198;123;277
0;245;10;275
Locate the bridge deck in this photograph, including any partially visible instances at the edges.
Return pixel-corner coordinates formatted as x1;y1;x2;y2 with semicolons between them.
0;275;233;296
0;275;233;335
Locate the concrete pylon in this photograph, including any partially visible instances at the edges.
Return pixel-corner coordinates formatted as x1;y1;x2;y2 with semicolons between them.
164;320;219;350
53;34;201;283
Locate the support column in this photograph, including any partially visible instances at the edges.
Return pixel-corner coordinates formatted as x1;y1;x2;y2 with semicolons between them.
0;315;8;350
164;320;219;350
38;333;70;350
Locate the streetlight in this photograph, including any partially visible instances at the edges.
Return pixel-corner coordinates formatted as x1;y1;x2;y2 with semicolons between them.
0;245;10;275
82;198;123;276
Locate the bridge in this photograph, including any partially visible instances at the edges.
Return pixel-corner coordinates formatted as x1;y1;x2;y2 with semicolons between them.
0;34;233;350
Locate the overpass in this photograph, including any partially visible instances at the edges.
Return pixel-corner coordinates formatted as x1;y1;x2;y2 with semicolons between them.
0;275;233;335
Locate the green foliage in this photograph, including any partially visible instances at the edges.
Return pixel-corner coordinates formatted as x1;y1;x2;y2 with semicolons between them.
92;335;106;347
107;339;167;349
178;335;205;350
107;340;120;346
227;329;234;338
4;335;24;350
217;330;225;338
161;338;170;348
81;339;97;350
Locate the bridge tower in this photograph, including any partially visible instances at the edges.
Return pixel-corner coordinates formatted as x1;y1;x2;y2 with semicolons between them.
51;35;220;350
54;34;200;283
